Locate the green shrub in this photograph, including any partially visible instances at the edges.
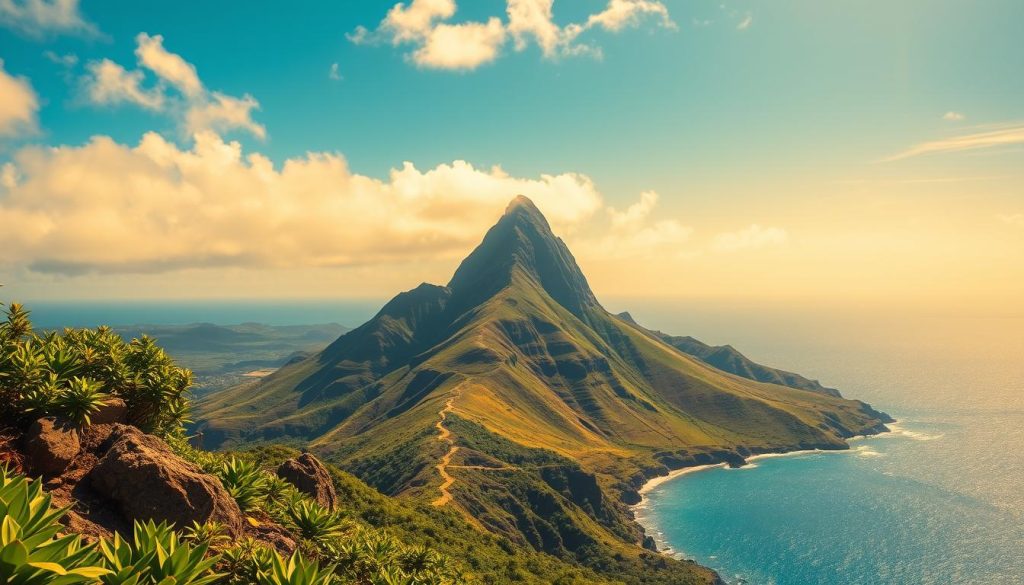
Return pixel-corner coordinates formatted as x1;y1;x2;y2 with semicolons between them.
98;520;221;585
258;551;336;585
54;377;110;426
0;466;110;583
0;302;193;434
183;521;231;549
217;457;267;512
283;500;348;545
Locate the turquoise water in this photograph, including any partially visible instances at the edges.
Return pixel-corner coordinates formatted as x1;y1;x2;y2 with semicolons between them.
620;302;1024;585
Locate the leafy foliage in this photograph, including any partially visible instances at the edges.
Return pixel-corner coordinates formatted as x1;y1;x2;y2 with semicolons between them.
0;466;110;584
97;520;221;585
0;302;193;433
216;457;267;512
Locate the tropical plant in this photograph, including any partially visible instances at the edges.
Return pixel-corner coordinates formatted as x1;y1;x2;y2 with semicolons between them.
262;476;299;509
183;521;231;548
97;520;222;585
0;466;111;584
0;303;194;434
218;537;276;585
217;457;267;512
283;500;348;545
257;551;336;585
54;377;110;426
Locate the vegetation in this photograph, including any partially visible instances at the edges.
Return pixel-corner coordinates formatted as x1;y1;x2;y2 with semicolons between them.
0;302;193;434
195;198;887;583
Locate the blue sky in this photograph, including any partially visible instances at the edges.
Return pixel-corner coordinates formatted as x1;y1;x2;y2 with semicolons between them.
0;0;1022;306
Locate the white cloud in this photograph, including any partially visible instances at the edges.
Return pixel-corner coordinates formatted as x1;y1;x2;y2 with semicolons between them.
943;111;965;122
608;190;658;229
586;0;675;32
134;33;204;98
997;213;1024;228
0;132;608;275
736;12;753;30
329;63;342;81
83;59;165;110
79;33;265;139
184;92;265;139
413;18;507;69
351;0;674;70
575;191;692;259
713;224;788;252
0;0;96;37
885;123;1024;161
0;59;39;137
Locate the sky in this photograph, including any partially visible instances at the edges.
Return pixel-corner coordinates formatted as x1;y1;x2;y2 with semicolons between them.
0;0;1022;312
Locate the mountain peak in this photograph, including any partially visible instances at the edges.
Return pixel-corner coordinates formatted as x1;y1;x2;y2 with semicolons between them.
447;196;598;317
504;194;542;216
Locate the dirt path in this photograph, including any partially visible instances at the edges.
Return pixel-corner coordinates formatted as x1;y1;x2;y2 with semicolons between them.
430;386;520;508
431;396;459;507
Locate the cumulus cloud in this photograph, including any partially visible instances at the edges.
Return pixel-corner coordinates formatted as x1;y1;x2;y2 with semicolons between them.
943;111;965;122
0;59;39;137
413;18;507;70
83;59;165;110
329;63;342;81
885;123;1024;161
585;0;675;32
0;0;97;37
713;224;788;252
0;132;610;275
80;33;265;139
575;191;692;259
351;0;674;70
134;33;204;98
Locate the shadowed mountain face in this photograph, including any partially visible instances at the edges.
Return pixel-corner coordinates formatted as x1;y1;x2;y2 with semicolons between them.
195;196;889;583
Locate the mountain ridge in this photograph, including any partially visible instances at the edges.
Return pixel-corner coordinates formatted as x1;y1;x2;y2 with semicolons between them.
195;195;890;584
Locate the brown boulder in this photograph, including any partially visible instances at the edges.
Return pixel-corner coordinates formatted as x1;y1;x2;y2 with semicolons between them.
88;425;244;534
277;453;337;509
24;417;80;477
90;398;128;425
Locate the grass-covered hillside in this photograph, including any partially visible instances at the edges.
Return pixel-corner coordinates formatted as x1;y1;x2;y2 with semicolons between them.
195;196;890;583
1;300;699;584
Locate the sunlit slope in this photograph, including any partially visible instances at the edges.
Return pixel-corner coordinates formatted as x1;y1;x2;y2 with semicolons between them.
194;196;888;577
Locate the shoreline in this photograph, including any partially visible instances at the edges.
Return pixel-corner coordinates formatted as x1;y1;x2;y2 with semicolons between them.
633;420;900;502
631;421;900;563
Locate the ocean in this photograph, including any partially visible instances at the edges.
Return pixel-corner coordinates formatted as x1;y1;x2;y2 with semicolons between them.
14;297;1024;584
615;300;1024;585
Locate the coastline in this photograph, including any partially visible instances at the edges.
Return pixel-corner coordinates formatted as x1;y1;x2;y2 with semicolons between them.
626;424;901;565
632;421;899;528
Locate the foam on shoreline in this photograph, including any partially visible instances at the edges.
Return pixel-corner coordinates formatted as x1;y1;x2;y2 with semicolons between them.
634;420;901;501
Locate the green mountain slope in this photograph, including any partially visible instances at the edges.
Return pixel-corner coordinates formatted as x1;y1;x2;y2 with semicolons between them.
195;195;889;583
616;312;841;397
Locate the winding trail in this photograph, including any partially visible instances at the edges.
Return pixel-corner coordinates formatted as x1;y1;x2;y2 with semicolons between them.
431;395;459;507
430;384;521;509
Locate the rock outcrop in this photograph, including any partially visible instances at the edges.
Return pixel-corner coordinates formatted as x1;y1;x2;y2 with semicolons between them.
23;417;80;477
90;398;129;425
277;453;337;509
88;425;244;534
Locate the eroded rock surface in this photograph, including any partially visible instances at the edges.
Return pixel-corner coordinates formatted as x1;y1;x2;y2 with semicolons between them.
89;425;244;534
277;453;337;509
